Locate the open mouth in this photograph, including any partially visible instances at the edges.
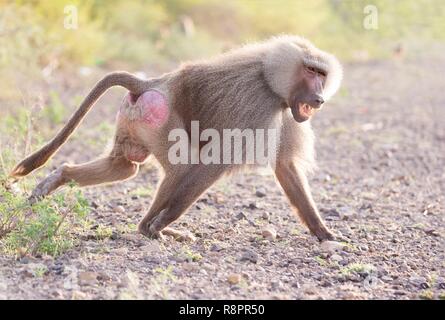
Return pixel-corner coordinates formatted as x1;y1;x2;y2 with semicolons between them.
291;102;317;122
298;103;316;118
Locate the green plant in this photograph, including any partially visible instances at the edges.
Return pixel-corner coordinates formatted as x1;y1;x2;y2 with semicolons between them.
341;263;376;276
95;224;113;240
43;91;67;125
177;245;202;262
129;186;154;198
0;182;90;257
151;265;176;299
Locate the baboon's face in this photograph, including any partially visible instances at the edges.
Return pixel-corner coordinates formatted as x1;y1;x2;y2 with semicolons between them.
289;65;327;123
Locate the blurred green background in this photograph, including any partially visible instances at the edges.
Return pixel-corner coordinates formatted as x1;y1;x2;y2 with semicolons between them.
0;0;444;103
1;0;444;69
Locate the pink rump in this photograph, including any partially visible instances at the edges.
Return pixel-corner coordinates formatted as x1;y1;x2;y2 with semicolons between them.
135;90;169;128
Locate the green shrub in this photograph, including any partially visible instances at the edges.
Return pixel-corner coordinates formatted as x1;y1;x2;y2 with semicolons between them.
0;182;90;257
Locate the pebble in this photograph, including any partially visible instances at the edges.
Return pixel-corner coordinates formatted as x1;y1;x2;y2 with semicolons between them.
71;290;88;300
330;254;343;262
114;205;125;214
78;272;98;286
338;207;357;220
202;263;216;272
262;212;270;220
409;276;429;289
320;241;346;254
227;274;242;285
255;188;266;198
140;242;161;253
50;261;65;275
240;250;259;264
97;272;112;282
182;263;197;272
235;212;247;220
210;243;224;252
19;257;30;264
248;202;258;210
262;226;277;240
110;231;119;240
381;276;393;282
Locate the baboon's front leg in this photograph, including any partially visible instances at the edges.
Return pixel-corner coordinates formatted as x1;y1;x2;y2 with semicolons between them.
275;161;334;241
31;156;138;200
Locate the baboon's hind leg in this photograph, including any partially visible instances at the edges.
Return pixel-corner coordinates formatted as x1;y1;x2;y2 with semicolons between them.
31;153;140;201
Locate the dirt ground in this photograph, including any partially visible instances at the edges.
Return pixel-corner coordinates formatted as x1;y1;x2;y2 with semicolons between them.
0;53;444;300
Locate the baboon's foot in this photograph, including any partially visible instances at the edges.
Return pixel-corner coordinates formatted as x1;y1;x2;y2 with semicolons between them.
138;222;165;240
329;232;349;243
29;167;65;203
138;222;195;242
161;227;196;242
311;226;336;242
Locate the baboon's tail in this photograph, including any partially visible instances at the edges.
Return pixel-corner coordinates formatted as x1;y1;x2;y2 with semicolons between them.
10;71;151;178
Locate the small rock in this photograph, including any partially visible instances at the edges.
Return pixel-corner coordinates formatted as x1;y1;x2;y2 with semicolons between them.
90;201;99;209
321;208;341;219
337;207;357;220
320;241;346;254
438;282;445;290
182;263;197;272
50;262;64;275
114;205;125;214
240;250;259;264
110;231;119;240
227;274;242;285
248;202;258;210
97;272;112;282
121;233;140;242
71;290;88;300
200;269;208;276
409;276;429;289
202;263;216;272
381;276;393;282
235;212;247;220
424;229;440;237
78;272;98;286
19;257;30;264
210;243;224;252
262;212;270;220
140;242;161;253
255;188;266;198
113;247;128;255
330;254;343;262
262;226;277;240
321;280;332;287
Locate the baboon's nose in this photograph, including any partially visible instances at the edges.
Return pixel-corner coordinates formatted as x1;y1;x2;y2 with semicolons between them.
315;95;324;105
312;95;324;108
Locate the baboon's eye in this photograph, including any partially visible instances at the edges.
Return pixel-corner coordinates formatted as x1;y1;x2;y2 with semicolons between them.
307;66;317;74
307;66;326;77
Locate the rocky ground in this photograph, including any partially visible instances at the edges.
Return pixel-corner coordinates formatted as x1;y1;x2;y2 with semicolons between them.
0;53;444;300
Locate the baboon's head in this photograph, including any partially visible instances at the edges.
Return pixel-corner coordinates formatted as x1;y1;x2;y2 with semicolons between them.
263;35;343;122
